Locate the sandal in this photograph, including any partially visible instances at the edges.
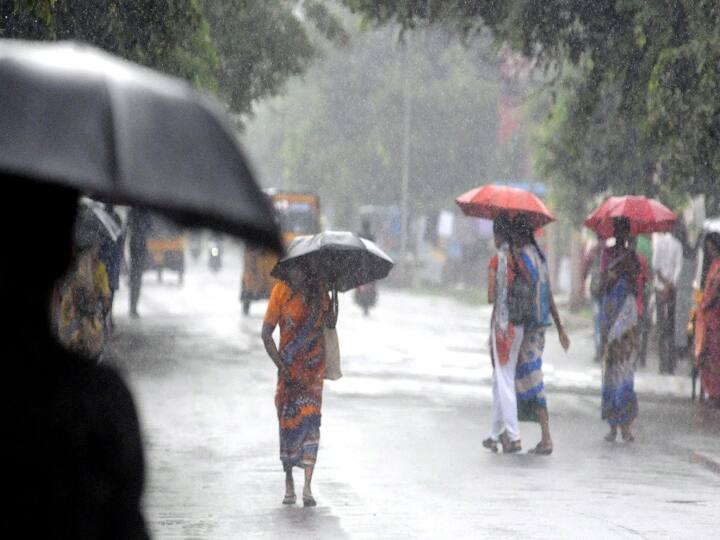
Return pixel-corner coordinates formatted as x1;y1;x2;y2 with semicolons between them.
621;431;635;443
303;495;317;507
482;437;499;453
528;442;553;455
282;493;296;505
604;429;617;442
502;440;522;454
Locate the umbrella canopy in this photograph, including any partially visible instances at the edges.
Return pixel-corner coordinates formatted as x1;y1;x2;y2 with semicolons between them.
456;184;555;228
0;40;280;251
584;196;676;238
271;231;394;292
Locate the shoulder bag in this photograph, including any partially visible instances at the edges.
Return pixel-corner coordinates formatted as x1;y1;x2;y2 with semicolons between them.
323;287;342;380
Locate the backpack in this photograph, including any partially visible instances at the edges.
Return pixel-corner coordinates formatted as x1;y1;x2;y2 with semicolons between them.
508;250;537;326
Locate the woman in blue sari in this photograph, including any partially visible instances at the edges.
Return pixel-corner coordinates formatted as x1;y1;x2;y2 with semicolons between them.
510;215;570;455
599;217;640;442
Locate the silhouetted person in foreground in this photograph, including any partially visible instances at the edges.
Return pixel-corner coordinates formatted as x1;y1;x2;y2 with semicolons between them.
5;175;148;539
128;208;151;318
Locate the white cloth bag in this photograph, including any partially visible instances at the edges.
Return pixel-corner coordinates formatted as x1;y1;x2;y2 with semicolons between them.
323;326;342;380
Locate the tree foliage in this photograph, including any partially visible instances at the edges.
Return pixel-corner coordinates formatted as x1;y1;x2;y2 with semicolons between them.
195;0;348;114
243;23;514;226
344;0;720;217
1;1;219;88
1;0;346;116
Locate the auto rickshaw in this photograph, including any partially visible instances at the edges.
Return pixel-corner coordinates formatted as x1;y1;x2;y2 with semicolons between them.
240;191;321;314
146;214;185;284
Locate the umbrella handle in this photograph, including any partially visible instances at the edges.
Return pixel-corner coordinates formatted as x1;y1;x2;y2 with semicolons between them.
332;285;339;319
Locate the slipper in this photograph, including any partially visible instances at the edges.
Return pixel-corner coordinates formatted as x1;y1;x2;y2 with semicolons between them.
482;438;498;453
528;443;553;455
502;440;522;454
303;496;317;507
282;494;296;505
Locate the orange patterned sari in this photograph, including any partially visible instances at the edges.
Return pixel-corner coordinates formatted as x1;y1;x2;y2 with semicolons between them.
264;281;330;470
695;258;720;400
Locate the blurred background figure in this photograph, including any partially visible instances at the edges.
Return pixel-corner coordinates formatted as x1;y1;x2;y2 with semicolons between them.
600;217;639;443
629;236;651;368
53;199;123;360
652;224;684;374
582;232;605;363
355;217;378;315
127;208;151;318
97;203;125;330
694;232;720;406
6;176;148;539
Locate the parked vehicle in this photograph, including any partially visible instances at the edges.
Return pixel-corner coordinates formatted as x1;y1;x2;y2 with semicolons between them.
188;232;202;260
146;214;185;284
240;190;321;314
208;238;223;272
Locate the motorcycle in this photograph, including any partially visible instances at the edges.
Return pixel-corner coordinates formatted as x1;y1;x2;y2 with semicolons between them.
354;281;377;316
208;240;222;272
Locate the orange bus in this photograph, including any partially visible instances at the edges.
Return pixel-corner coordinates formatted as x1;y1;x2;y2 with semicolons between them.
240;191;321;314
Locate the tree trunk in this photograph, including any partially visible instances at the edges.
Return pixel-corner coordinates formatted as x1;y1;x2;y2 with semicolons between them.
569;230;585;311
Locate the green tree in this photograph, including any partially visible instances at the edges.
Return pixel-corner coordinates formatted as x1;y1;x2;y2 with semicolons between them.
646;1;720;211
243;22;509;226
1;1;219;89
2;1;347;116
198;0;348;115
345;0;720;216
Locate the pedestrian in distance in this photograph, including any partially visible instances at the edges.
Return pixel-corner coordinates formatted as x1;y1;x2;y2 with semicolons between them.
101;203;125;330
629;236;651;369
652;224;684;374
127;207;151;318
510;214;570;455
5;175;148;539
483;214;523;453
354;218;378;316
599;217;640;442
53;216;112;361
582;232;606;363
634;234;653;367
262;266;338;507
694;232;720;406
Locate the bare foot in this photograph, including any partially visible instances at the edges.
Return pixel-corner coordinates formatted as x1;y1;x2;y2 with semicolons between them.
621;426;634;442
283;471;296;504
302;489;316;507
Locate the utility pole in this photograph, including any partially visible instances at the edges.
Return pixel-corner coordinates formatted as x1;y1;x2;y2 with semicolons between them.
400;37;412;272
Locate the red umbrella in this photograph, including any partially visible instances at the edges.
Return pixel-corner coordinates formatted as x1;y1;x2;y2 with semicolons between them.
456;184;555;228
584;195;676;238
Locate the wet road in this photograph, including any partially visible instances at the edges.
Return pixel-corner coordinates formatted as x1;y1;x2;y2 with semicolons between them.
107;248;720;539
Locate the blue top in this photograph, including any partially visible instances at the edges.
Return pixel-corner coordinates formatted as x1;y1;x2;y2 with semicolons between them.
519;245;551;329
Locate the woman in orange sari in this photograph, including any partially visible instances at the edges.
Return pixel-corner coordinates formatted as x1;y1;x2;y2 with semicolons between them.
262;267;336;507
695;232;720;404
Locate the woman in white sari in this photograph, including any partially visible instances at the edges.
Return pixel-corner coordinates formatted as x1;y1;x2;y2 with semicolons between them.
483;215;524;453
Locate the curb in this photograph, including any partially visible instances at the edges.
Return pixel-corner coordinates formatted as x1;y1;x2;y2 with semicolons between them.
689;451;720;476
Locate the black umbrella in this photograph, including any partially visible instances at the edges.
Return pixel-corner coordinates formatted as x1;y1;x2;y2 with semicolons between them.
0;40;280;251
271;231;394;293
